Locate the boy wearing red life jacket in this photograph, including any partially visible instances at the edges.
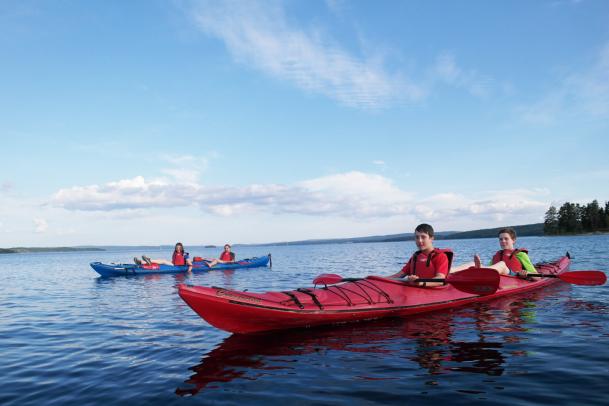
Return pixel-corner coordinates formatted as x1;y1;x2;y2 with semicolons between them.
389;223;453;287
474;227;535;277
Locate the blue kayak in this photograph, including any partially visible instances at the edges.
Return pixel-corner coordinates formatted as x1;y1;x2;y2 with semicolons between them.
90;254;271;277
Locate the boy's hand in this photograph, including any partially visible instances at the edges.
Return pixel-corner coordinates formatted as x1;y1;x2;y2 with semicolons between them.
516;270;528;278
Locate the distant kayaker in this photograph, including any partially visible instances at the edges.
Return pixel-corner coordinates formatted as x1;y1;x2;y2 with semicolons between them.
204;244;236;268
134;242;192;271
389;223;452;287
473;228;535;277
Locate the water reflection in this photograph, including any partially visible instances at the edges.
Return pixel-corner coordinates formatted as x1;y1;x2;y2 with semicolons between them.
399;311;507;377
176;285;570;397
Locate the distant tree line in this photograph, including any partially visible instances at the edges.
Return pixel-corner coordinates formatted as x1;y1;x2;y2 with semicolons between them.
544;200;609;235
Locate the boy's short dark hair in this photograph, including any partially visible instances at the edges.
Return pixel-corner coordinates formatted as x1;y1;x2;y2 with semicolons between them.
498;227;517;240
415;223;434;238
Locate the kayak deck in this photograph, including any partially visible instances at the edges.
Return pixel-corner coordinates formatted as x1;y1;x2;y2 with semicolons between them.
179;256;570;334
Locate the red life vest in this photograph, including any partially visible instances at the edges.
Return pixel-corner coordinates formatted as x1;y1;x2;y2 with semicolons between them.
220;251;234;262
404;248;453;279
172;251;186;266
491;248;528;272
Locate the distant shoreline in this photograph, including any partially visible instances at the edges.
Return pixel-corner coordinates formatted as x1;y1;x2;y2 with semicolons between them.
3;224;607;253
0;247;105;254
256;223;546;246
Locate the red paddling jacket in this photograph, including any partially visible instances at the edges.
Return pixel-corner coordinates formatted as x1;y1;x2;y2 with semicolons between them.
220;251;235;262
400;248;453;279
491;249;528;272
172;251;186;266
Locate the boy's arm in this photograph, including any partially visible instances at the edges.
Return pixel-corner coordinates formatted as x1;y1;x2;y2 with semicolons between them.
434;253;449;278
516;252;536;273
389;260;410;278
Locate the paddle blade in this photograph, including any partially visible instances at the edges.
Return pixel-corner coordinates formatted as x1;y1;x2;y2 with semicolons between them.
559;270;607;286
446;267;500;296
313;273;344;285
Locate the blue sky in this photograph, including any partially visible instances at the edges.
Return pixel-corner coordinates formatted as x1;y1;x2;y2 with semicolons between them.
1;0;608;246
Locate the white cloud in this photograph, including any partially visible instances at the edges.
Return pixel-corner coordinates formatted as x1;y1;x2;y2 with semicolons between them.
183;1;500;109
519;89;566;125
51;171;414;218
188;0;425;109
519;42;609;124
159;153;212;184
1;181;14;193
573;43;609;116
34;218;48;233
433;52;493;98
50;171;549;227
412;189;548;224
0;172;556;246
372;160;385;166
325;0;347;15
160;154;205;167
51;176;199;211
551;0;584;6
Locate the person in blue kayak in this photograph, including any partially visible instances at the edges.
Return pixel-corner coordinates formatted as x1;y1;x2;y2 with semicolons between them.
134;242;192;271
473;228;535;277
389;223;453;287
204;244;236;267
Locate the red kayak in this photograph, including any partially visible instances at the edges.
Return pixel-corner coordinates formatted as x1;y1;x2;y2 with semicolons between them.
179;255;577;334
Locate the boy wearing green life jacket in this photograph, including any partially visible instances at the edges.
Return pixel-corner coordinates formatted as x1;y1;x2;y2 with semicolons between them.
474;227;535;277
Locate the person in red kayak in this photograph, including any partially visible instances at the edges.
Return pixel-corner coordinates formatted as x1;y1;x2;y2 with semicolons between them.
389;223;452;287
204;244;236;268
473;228;535;277
134;242;192;271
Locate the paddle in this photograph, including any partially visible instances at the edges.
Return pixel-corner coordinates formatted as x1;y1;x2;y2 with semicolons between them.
313;267;500;296
313;273;358;285
527;270;606;286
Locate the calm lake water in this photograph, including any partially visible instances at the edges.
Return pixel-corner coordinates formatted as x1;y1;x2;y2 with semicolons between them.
1;235;609;405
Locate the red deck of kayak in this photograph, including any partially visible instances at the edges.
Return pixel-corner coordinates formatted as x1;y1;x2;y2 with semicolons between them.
178;256;569;334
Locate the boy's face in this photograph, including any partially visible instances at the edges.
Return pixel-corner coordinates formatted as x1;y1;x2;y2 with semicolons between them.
498;233;515;250
415;231;434;251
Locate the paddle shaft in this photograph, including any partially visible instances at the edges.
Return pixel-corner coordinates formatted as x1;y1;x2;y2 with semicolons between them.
528;274;558;278
382;277;450;286
416;278;447;283
337;277;446;284
366;275;488;285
